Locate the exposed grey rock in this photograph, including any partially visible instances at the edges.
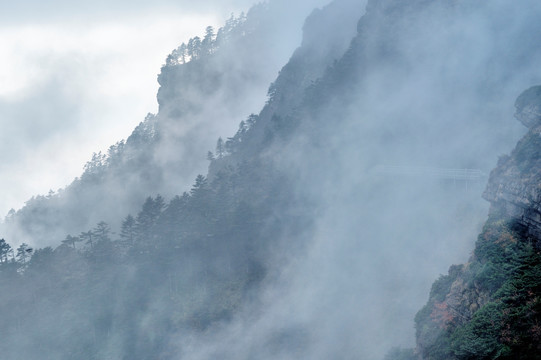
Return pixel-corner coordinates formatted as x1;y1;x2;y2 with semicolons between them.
515;85;541;128
483;118;541;246
416;87;541;358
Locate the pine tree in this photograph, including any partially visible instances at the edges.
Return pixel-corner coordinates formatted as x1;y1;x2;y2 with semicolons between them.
190;175;209;197
16;243;33;264
135;196;165;246
202;26;215;55
62;235;81;249
0;239;11;263
91;222;114;263
178;43;187;64
80;230;95;249
216;137;226;158
119;214;136;247
94;221;111;243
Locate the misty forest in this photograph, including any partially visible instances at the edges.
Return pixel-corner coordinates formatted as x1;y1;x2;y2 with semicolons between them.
2;0;541;359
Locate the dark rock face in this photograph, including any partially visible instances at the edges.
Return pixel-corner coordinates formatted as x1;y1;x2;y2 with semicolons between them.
444;275;491;323
514;85;541;129
483;86;541;247
415;87;541;359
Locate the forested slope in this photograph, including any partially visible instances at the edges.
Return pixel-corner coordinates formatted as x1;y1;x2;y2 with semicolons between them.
1;0;362;247
1;0;541;359
413;86;541;360
0;1;363;359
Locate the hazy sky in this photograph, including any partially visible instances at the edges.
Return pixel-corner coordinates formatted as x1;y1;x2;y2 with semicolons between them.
0;0;258;217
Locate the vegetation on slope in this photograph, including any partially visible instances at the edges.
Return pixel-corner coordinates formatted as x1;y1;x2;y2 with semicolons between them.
415;218;541;359
414;85;541;359
0;152;310;359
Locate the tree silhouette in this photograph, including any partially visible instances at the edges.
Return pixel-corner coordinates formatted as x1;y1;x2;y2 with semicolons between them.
0;239;12;263
119;214;136;247
135;196;165;247
202;26;216;55
16;243;33;264
216;137;226;158
94;221;111;243
62;235;81;249
80;230;95;249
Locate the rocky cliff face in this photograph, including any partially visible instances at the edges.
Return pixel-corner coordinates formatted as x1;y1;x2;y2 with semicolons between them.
414;87;541;360
483;85;541;246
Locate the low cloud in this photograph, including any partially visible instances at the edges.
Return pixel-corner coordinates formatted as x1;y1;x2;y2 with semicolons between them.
0;13;218;215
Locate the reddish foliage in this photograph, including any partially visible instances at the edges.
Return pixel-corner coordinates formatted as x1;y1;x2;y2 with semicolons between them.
430;301;455;328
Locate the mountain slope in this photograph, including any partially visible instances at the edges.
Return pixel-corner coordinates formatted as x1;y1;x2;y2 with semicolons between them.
2;0;541;359
2;0;362;248
164;1;541;358
0;1;364;359
414;86;541;360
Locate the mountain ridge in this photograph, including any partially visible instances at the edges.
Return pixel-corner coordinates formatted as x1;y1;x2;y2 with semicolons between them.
1;0;362;248
1;0;541;359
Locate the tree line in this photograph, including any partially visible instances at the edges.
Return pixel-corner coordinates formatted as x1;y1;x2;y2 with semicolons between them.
165;13;247;66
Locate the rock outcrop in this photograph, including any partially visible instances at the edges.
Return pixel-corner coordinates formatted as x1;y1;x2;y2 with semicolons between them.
514;85;541;129
483;85;541;247
414;87;541;359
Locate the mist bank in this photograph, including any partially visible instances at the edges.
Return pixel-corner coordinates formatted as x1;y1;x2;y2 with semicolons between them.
411;86;541;360
177;0;541;358
0;0;350;248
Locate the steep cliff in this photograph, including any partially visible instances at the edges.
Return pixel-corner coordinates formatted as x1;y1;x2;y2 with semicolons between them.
1;0;362;247
0;2;365;359
414;87;541;360
3;0;541;359
484;85;541;245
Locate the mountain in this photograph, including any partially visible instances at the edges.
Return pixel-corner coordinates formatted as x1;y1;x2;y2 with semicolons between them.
223;0;541;357
1;0;541;359
1;0;361;247
413;86;541;360
0;1;364;359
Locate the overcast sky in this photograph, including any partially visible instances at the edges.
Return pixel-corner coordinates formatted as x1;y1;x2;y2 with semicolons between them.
0;0;261;217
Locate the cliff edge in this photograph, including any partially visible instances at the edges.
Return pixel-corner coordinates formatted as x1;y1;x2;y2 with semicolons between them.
413;87;541;360
483;85;541;245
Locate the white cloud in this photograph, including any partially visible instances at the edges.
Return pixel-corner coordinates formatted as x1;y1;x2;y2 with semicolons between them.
0;10;226;216
0;0;255;25
0;0;333;217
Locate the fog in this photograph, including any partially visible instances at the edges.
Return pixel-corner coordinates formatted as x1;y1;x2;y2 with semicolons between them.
0;0;255;24
0;12;217;216
0;0;328;218
1;0;541;359
0;0;330;245
163;0;541;358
